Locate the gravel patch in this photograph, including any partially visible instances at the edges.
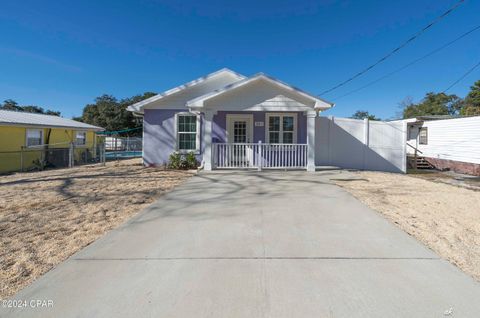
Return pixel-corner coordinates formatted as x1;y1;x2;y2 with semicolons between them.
334;171;480;282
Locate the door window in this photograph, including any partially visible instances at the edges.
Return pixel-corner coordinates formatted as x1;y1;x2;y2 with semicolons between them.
233;121;247;143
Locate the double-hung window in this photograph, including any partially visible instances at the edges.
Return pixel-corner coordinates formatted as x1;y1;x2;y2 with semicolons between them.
76;131;87;146
26;129;43;147
176;113;199;152
419;127;428;145
266;114;296;144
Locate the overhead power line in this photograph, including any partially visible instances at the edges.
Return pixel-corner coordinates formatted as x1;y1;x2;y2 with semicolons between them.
319;0;465;96
330;24;480;101
442;59;480;93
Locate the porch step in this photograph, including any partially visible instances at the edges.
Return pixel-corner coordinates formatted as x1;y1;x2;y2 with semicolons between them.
407;156;435;170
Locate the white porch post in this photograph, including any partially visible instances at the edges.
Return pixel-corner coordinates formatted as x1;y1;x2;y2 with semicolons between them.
203;110;214;171
306;110;317;172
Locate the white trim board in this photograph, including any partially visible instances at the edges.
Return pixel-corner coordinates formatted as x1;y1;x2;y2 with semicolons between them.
265;113;298;143
187;74;333;110
226;114;254;144
174;112;201;154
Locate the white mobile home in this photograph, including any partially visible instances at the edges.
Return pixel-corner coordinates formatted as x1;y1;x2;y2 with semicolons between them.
405;116;480;175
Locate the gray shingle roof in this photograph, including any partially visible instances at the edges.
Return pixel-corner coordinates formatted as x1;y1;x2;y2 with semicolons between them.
0;110;104;130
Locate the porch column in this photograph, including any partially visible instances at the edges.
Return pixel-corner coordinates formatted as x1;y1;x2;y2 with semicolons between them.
203;110;214;171
306;110;317;172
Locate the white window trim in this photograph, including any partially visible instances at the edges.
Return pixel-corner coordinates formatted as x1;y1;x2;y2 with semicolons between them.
265;113;298;144
175;112;201;153
25;128;44;148
75;130;87;147
226;114;254;144
419;127;428;145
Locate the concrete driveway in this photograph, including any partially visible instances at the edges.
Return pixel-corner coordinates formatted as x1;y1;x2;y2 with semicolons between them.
3;171;480;317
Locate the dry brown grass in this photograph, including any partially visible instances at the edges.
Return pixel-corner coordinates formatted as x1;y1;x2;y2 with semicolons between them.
0;159;193;298
334;171;480;281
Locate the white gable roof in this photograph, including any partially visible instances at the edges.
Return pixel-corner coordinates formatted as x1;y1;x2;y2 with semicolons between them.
127;69;333;113
187;73;333;110
127;68;245;113
0;110;104;130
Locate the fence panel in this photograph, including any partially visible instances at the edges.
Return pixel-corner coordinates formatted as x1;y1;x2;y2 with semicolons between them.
105;137;142;160
0;143;106;174
315;116;406;173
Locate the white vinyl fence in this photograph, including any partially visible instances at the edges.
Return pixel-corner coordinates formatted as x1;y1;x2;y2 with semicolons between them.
316;117;407;173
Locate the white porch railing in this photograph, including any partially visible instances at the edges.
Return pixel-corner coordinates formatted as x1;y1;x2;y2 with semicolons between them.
213;142;308;169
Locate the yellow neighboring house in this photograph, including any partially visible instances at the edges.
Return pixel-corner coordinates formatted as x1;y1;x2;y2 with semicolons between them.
0;110;104;173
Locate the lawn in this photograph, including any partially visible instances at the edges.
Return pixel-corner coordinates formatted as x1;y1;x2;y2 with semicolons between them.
0;159;193;298
334;171;480;282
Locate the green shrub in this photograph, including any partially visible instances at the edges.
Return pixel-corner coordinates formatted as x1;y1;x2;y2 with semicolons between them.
185;152;199;169
167;152;182;169
167;152;199;170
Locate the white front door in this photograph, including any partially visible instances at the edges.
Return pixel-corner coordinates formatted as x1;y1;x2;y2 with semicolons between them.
226;115;254;166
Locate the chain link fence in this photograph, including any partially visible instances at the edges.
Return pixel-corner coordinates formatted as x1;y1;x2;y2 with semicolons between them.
0;142;106;174
105;137;142;160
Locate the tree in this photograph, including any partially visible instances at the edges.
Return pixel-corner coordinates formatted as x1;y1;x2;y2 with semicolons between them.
0;99;61;116
461;80;480;116
351;110;380;120
0;99;22;111
79;92;156;135
22;105;45;114
45;110;61;116
402;92;462;119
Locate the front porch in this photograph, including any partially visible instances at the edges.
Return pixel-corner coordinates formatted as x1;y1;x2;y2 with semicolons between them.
202;110;317;171
184;73;333;172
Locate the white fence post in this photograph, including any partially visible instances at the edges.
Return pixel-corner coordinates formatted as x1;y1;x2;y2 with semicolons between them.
306;111;317;172
402;121;408;173
363;118;369;170
257;140;262;171
328;116;334;166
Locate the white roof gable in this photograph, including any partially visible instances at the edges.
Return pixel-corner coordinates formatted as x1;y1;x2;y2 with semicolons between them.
0;110;104;130
187;73;333;111
126;69;333;113
127;68;245;113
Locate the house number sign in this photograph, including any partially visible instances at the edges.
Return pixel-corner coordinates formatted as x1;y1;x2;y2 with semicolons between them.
255;121;264;127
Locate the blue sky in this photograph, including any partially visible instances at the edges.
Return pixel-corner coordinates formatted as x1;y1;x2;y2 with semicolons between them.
1;0;479;119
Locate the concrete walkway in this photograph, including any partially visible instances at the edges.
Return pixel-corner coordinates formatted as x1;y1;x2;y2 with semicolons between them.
3;171;480;317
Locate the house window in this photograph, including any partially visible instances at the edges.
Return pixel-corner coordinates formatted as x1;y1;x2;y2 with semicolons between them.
176;113;199;152
419;127;428;145
266;114;297;144
26;129;43;147
76;131;87;146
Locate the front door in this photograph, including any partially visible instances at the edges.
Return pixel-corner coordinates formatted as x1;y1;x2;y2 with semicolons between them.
226;115;254;166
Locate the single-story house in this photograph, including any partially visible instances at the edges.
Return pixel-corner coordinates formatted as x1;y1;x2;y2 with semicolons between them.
0;110;104;173
127;68;334;171
402;115;480;175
